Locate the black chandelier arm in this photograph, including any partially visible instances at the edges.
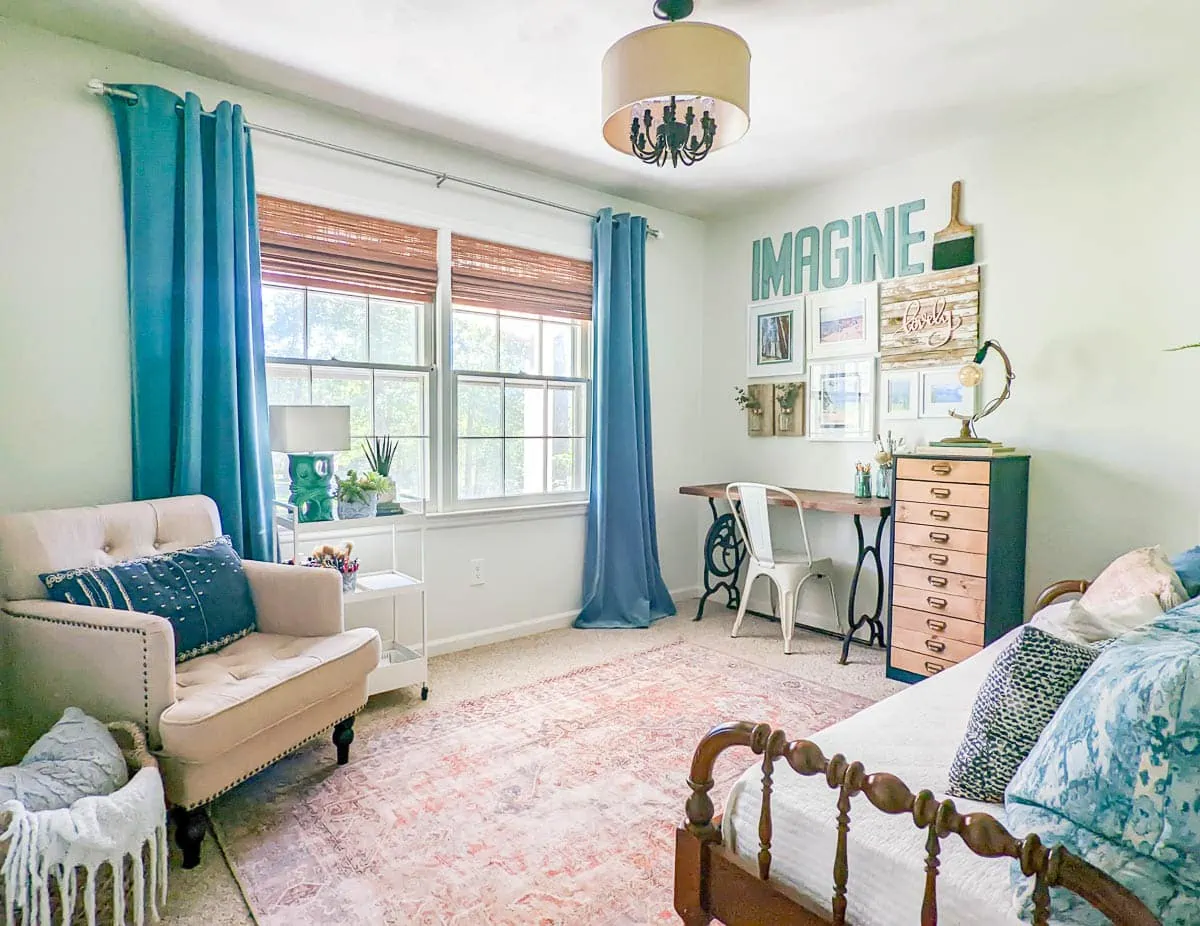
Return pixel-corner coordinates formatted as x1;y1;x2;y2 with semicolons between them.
626;98;718;168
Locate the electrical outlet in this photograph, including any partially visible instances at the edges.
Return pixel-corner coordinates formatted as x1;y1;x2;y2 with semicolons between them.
469;558;485;586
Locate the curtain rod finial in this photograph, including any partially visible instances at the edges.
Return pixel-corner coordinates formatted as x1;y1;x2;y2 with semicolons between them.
86;79;108;96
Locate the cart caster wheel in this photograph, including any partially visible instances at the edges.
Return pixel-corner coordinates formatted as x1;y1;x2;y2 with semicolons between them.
420;685;429;701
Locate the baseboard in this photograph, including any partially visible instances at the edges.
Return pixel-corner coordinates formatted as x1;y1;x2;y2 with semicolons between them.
426;585;702;657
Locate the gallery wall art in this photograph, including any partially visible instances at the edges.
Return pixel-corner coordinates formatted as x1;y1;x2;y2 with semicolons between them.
806;283;879;361
746;299;805;378
879;265;980;369
808;358;876;442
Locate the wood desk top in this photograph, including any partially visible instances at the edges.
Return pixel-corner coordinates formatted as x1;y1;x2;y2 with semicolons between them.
679;483;891;516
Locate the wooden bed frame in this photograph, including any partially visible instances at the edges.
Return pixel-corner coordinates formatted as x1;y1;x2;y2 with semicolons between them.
673;580;1162;926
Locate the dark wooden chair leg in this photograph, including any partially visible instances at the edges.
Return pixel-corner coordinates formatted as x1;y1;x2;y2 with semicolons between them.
333;716;355;766
172;807;207;869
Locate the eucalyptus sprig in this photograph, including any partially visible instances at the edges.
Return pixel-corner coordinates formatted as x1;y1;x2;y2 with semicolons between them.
734;386;762;413
776;382;802;412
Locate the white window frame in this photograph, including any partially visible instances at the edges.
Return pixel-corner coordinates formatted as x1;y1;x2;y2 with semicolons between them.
263;283;438;505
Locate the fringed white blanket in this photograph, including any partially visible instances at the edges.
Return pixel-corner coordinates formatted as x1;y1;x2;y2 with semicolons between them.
0;767;167;926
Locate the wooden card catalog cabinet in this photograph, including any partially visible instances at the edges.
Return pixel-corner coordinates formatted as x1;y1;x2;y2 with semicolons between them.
886;453;1030;683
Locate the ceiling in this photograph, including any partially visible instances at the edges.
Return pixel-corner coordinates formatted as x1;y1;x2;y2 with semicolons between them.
3;0;1198;216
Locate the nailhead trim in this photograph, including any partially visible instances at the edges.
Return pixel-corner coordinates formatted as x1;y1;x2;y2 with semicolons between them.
180;705;366;811
5;609;153;734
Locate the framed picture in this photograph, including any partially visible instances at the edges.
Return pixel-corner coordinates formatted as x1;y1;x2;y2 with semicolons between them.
808;358;876;442
746;299;805;378
806;283;879;361
773;382;805;437
882;370;919;420
919;366;978;419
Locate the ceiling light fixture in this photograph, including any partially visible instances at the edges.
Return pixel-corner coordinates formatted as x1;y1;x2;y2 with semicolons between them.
601;0;750;168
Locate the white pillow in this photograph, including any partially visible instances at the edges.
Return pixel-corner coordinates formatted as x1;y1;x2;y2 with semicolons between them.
1079;546;1187;613
0;708;128;812
1028;601;1090;644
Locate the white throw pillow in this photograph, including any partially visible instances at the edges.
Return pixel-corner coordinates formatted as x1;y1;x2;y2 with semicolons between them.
0;708;128;812
1062;594;1164;643
1079;546;1187;613
1028;601;1090;645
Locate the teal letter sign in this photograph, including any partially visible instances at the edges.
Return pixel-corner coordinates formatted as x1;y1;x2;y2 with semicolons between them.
750;198;927;300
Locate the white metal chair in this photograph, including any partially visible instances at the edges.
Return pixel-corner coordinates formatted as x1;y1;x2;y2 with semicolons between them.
726;482;839;654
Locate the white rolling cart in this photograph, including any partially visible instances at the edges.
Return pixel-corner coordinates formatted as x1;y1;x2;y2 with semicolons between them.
276;499;429;700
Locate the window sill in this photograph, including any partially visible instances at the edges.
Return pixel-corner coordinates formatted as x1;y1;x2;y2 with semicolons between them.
424;500;588;530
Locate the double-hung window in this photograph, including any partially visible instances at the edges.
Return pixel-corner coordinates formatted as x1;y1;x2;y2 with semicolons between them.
257;197;437;501
448;235;592;506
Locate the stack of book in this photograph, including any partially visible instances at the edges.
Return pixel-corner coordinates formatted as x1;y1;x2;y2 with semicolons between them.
915;442;1018;457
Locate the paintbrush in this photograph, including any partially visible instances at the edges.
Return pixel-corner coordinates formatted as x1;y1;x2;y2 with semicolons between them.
931;180;975;270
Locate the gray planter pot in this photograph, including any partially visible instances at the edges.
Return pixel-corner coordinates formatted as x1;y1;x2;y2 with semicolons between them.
337;492;378;520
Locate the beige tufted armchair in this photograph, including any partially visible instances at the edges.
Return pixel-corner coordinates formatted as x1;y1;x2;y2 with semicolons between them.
0;495;381;868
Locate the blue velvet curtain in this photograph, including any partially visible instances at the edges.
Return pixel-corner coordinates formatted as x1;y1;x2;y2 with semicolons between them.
575;209;675;629
107;85;275;561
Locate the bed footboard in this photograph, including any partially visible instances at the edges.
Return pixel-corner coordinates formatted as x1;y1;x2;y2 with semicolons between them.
674;721;1159;926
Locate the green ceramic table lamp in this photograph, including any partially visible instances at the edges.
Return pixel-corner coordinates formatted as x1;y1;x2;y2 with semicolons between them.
269;405;351;522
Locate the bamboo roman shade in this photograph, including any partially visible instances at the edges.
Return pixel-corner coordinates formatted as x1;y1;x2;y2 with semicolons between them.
451;234;593;320
257;196;438;302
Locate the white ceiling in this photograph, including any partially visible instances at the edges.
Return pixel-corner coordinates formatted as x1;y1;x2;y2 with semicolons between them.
3;0;1198;216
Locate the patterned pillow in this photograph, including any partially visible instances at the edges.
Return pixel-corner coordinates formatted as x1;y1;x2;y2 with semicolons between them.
40;536;257;662
947;627;1099;803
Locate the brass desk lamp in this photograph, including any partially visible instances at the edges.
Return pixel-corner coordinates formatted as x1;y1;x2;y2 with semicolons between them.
941;339;1015;447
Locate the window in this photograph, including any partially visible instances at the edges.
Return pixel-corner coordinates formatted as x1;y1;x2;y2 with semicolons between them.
451;306;588;500
448;234;592;506
264;284;430;499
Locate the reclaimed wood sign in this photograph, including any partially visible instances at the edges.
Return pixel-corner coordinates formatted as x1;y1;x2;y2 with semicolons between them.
879;266;980;370
751;199;927;301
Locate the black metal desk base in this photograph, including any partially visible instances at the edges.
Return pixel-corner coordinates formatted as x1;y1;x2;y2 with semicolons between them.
694;499;891;664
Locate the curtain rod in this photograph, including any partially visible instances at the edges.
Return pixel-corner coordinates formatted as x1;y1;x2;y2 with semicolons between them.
87;80;662;239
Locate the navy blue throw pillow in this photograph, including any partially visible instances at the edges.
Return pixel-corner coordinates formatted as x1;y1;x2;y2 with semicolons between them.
40;536;257;663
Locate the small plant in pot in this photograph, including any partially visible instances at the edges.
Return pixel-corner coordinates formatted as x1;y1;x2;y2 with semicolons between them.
363;436;399;510
336;470;387;519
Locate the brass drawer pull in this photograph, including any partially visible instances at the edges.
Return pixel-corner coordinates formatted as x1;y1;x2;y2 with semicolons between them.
931;463;952;475
930;486;952;499
925;661;944;674
926;597;948;610
927;575;948;588
926;618;948;632
925;639;947;654
929;531;950;543
928;552;950;565
930;509;951;521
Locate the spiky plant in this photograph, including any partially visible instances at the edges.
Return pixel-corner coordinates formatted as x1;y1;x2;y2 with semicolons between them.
363;435;398;477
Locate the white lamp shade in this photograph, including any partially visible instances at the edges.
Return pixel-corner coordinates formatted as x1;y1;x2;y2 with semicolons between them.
269;405;351;454
602;21;751;156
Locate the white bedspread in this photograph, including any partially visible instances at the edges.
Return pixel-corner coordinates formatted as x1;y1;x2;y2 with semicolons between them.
723;631;1041;926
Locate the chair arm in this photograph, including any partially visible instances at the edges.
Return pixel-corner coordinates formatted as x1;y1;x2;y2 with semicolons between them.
1033;579;1091;614
1;599;177;750
242;561;343;637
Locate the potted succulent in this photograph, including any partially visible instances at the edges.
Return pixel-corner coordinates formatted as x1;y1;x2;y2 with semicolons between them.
363;436;398;509
335;470;387;519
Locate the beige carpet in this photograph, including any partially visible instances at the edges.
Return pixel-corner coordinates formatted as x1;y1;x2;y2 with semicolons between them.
160;600;904;925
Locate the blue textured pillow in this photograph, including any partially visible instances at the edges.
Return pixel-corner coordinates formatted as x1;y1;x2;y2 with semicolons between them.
40;536;257;662
1005;607;1200;925
1170;545;1200;599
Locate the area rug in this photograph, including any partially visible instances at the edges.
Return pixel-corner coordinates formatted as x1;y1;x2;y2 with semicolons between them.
210;641;874;926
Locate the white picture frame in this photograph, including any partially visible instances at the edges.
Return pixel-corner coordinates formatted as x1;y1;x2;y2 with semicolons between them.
882;369;919;420
746;299;805;378
807;358;877;442
919;366;978;420
806;283;879;361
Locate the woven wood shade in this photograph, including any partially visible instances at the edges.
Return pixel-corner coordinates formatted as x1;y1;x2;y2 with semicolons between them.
257;196;438;302
451;234;593;320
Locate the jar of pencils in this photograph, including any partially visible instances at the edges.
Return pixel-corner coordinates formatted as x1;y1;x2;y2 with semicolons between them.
854;463;872;499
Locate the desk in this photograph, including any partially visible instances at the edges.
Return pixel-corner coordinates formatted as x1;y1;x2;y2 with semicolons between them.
679;483;891;664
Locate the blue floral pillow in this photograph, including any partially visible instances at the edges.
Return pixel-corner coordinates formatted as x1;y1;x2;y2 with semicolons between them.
1005;606;1200;924
40;536;257;662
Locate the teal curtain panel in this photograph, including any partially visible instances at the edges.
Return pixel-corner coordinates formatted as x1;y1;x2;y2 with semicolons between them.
575;209;675;629
107;85;275;561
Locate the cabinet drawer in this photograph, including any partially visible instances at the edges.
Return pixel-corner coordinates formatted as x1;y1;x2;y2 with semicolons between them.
892;585;985;623
894;543;988;578
891;646;956;679
894;521;987;555
896;502;989;532
893;608;985;646
896;479;990;509
894;564;987;600
897;458;990;485
892;627;981;665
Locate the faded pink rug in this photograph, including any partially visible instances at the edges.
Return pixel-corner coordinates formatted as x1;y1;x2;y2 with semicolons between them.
210;641;873;925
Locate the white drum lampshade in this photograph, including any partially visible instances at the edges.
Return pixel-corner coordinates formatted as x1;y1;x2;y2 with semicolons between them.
601;20;751;157
269;405;351;454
